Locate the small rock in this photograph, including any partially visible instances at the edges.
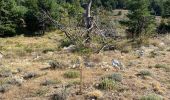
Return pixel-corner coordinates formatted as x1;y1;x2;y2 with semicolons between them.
71;64;80;69
99;62;110;68
136;50;145;58
23;72;38;80
0;52;3;59
84;62;96;67
159;42;165;47
63;45;76;52
112;60;124;70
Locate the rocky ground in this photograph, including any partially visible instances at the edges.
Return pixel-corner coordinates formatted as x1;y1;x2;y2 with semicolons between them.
0;32;170;100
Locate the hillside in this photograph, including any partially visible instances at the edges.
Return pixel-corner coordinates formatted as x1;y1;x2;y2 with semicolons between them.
0;32;170;100
0;0;170;100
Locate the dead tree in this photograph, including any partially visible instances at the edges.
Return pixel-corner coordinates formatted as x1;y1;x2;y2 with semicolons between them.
40;9;74;41
82;0;93;43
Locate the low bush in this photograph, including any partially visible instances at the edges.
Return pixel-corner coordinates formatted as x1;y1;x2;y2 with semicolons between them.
64;70;80;79
137;70;152;77
41;79;61;86
98;79;117;90
140;94;163;100
106;73;123;82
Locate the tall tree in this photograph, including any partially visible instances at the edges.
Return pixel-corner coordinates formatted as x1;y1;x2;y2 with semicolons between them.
0;0;27;36
120;0;155;38
162;0;170;18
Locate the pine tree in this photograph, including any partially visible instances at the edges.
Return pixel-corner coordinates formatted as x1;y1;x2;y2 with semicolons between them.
162;0;170;18
0;0;27;36
120;0;155;39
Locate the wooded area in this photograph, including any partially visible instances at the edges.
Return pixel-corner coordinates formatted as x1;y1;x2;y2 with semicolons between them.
0;0;170;37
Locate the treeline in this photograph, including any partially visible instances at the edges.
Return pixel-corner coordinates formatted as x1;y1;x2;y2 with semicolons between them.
0;0;170;36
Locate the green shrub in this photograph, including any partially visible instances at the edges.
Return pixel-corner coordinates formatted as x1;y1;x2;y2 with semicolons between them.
33;88;49;97
64;70;80;79
98;79;117;90
107;73;123;82
140;94;163;100
155;64;166;68
68;80;80;86
138;70;152;77
155;64;170;72
59;39;73;48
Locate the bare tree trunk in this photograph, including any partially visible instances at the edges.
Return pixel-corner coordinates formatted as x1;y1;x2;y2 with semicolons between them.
82;0;93;43
83;0;93;30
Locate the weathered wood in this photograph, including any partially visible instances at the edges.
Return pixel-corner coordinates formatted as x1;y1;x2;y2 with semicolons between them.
40;9;73;41
83;0;93;30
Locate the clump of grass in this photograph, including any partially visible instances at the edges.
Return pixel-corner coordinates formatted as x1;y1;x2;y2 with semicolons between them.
106;73;123;82
155;64;170;72
41;79;61;86
67;80;80;87
59;39;73;48
149;51;158;58
42;48;56;53
64;70;80;79
137;70;152;77
98;79;117;90
0;67;12;78
140;94;163;100
33;88;49;97
155;64;166;68
50;92;67;100
23;72;39;80
121;46;132;53
167;48;170;52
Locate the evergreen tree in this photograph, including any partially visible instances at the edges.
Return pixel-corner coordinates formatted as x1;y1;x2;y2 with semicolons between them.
149;0;162;16
24;0;61;34
120;0;155;38
162;0;170;18
0;0;27;36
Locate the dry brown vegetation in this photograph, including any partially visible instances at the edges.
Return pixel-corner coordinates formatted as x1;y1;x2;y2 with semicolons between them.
0;31;170;100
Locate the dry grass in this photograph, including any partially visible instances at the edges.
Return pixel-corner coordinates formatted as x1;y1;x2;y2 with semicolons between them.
0;32;170;100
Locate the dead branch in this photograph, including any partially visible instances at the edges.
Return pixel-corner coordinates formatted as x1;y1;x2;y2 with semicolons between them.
40;9;74;41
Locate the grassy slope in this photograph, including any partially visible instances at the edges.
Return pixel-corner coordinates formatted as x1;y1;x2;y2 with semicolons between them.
0;10;170;100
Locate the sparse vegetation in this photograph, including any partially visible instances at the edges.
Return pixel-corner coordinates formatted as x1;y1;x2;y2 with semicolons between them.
41;79;61;86
0;0;170;99
33;88;49;97
64;70;80;79
98;78;117;90
155;64;170;72
106;73;123;82
50;92;67;100
155;64;167;68
140;94;163;100
86;90;103;100
0;84;11;93
137;70;152;77
23;72;39;80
